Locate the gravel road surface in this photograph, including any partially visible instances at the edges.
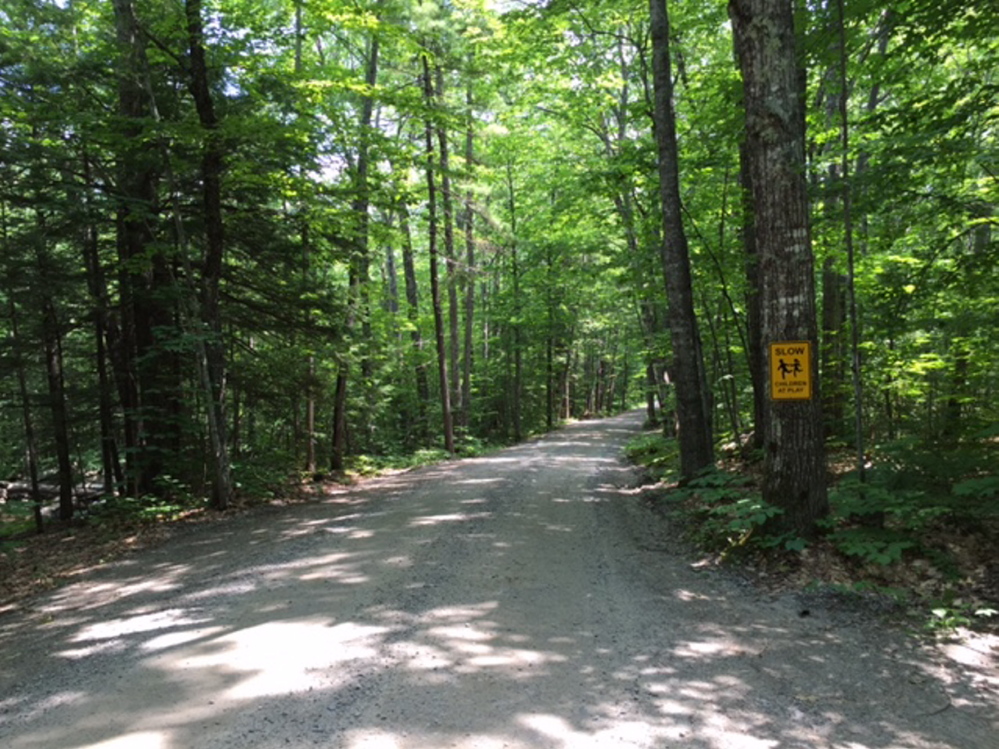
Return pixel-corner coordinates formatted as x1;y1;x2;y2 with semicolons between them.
1;411;996;748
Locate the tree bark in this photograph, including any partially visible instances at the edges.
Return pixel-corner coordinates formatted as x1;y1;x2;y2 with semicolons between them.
730;0;829;534
112;0;179;498
186;0;233;509
434;63;462;418
42;299;74;522
80;157;120;496
821;253;849;432
649;0;714;479
461;78;476;428
7;296;44;533
505;161;523;443
423;54;455;454
333;33;380;468
398;201;431;428
738;140;766;451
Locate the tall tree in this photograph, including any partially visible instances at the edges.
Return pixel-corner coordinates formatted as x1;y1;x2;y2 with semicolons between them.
111;0;180;497
648;0;714;479
460;77;476;428
730;0;828;534
423;53;456;454
186;0;233;509
333;21;381;470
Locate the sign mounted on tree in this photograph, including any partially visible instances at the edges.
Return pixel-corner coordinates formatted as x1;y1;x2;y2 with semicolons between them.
769;341;812;400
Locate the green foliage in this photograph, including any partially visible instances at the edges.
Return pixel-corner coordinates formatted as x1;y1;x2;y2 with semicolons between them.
812;578;909;597
624;433;680;480
673;471;789;553
828;474;948;529
625;435;806;553
343;437;491;477
863;437;999;520
824;473;944;567
952;475;999;506
826;528;916;566
824;435;999;569
232;454;295;500
0;0;995;599
85;477;203;526
925;587;998;633
704;494;782;540
86;496;192;526
0;502;37;550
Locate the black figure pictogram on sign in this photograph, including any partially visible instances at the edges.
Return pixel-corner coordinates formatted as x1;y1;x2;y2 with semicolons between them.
769;342;812;400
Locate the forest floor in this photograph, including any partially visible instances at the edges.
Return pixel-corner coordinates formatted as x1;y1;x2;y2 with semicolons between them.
1;411;997;748
638;451;999;641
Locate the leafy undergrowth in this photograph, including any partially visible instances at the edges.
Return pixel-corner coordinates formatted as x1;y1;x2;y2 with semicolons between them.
626;430;999;636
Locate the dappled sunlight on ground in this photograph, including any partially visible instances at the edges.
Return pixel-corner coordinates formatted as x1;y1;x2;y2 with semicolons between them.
89;732;170;748
0;413;994;748
151;619;391;700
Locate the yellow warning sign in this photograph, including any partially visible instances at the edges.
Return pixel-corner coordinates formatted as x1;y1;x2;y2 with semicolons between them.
769;341;812;400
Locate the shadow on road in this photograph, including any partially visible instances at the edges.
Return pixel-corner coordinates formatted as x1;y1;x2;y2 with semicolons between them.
0;412;995;748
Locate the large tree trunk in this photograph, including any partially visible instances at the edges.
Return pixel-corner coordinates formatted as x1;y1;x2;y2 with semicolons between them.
649;0;714;479
112;0;179;498
730;0;829;535
423;54;455;454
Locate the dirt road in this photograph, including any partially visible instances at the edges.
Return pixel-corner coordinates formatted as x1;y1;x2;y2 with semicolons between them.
0;411;996;748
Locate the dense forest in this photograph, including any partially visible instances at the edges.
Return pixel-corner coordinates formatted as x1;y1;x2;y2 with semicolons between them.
0;0;996;556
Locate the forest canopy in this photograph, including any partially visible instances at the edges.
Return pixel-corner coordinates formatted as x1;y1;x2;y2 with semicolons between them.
0;0;996;543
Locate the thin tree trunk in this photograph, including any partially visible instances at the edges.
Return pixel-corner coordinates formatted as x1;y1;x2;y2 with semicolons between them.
186;0;233;509
461;79;475;428
435;63;462;418
399;202;431;418
80;170;120;496
505;161;522;443
423;54;455;454
7;296;44;533
331;371;349;471
836;0;866;476
822;256;848;438
292;12;316;473
649;0;714;478
546;243;556;431
231;340;242;460
739;140;765;451
384;240;400;316
333;34;380;468
41;299;74;522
